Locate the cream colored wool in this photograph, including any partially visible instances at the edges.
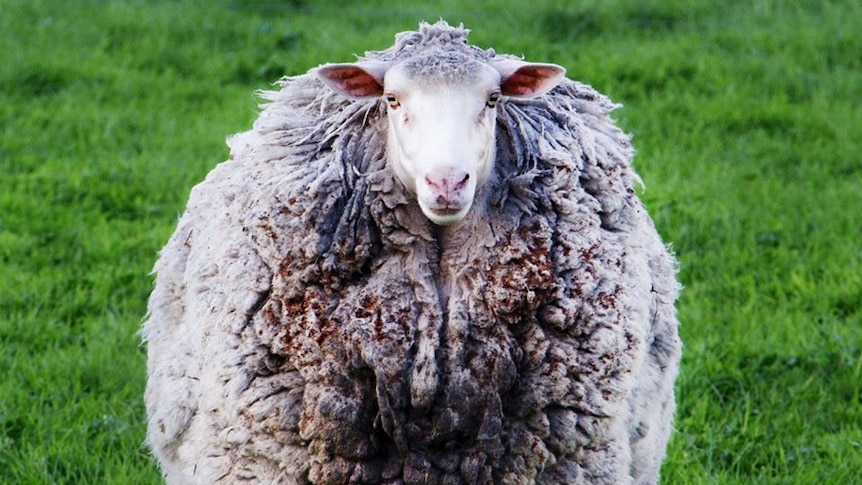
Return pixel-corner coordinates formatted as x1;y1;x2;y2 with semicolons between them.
143;21;681;485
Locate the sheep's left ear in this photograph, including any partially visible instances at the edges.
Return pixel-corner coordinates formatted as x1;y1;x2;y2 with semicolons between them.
493;60;566;98
315;61;390;99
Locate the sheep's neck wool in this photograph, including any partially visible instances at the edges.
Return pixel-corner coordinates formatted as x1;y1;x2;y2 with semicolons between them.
143;21;681;485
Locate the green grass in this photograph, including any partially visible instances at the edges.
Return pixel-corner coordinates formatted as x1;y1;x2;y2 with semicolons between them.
1;0;859;483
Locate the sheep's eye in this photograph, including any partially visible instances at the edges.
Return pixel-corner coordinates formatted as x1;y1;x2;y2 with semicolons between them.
385;94;400;109
486;92;501;108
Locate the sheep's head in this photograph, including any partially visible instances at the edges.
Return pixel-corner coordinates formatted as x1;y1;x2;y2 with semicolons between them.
316;55;564;226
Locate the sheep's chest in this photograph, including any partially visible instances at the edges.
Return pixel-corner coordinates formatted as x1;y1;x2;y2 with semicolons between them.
250;209;632;483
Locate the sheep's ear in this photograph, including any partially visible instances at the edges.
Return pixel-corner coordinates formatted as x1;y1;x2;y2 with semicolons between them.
493;60;566;98
315;62;389;99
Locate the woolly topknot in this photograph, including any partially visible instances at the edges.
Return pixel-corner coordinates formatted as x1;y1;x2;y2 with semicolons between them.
363;20;494;64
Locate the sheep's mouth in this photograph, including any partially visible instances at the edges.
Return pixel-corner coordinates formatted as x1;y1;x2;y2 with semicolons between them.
419;200;473;226
429;207;462;216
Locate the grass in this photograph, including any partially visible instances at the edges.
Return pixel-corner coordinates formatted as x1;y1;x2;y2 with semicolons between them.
1;0;859;483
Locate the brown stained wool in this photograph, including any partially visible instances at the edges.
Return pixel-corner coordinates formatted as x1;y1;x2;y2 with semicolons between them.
143;21;681;485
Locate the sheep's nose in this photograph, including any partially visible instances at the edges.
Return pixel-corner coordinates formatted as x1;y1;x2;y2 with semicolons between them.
425;170;470;204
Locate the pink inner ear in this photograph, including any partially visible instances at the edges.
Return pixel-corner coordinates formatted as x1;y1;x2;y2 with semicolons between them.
501;65;563;98
319;66;383;98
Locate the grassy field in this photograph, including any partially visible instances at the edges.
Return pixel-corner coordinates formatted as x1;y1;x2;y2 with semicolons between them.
1;0;859;483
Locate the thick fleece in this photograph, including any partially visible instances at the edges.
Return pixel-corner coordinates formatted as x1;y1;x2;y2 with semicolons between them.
143;21;681;485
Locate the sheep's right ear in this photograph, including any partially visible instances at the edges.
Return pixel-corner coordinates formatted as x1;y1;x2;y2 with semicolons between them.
315;62;389;99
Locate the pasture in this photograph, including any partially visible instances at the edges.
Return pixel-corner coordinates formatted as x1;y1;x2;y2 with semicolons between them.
1;0;859;483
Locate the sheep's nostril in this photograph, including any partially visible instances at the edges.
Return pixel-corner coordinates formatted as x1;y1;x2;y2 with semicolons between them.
455;173;470;190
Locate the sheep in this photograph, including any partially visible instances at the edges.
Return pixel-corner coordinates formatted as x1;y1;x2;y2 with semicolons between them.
142;21;681;485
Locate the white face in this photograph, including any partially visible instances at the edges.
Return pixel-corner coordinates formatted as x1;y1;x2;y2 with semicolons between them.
382;64;501;226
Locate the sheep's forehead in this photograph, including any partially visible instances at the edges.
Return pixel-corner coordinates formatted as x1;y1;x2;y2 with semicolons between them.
386;54;499;92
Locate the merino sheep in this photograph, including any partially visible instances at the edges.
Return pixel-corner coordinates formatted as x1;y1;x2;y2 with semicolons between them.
143;21;681;485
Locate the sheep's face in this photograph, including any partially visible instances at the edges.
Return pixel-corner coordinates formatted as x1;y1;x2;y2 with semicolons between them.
380;62;500;225
316;57;565;226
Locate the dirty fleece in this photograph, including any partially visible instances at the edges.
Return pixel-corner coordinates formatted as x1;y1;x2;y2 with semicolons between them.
143;21;681;485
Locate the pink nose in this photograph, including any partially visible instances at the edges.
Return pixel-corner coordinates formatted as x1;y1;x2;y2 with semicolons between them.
425;170;470;205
